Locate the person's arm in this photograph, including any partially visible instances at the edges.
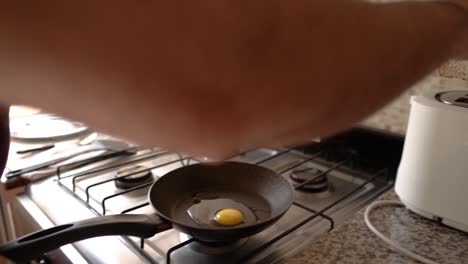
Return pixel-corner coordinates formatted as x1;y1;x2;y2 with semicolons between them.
0;1;466;158
0;106;9;173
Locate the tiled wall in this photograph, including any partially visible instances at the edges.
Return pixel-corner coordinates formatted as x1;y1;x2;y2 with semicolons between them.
362;60;468;134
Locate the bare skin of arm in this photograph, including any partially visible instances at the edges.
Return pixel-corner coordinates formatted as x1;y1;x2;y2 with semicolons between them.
0;1;467;158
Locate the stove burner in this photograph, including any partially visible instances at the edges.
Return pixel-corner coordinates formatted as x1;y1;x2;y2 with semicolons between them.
114;165;153;189
290;167;329;192
189;238;249;255
178;233;249;256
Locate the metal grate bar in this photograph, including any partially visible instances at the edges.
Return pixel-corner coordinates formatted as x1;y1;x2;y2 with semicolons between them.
84;157;189;202
71;150;168;192
120;202;150;214
292;202;334;231
241;210;326;262
101;182;154;215
293;159;348;190
255;148;295;165
68;149;165;181
176;153;190;166
100;157;192;214
241;169;387;262
166;238;196;264
57;146;144;179
226;151;249;160
317;169;387;213
279;152;322;174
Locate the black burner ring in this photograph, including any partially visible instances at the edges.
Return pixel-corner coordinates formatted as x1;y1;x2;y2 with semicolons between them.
115;165;153;189
290;168;329;192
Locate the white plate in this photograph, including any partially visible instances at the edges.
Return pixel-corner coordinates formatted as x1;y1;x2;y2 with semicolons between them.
10;114;88;141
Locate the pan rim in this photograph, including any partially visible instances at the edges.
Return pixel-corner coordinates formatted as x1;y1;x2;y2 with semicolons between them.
147;161;295;231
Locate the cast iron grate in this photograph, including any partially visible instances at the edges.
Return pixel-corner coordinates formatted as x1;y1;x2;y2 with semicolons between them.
54;142;389;264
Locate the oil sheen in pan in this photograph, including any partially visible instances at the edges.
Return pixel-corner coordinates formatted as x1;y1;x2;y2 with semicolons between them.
187;198;257;227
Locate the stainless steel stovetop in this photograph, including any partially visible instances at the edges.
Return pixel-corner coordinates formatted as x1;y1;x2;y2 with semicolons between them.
4;128;404;263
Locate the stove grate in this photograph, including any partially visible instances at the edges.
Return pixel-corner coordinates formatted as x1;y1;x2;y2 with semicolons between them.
55;142;389;264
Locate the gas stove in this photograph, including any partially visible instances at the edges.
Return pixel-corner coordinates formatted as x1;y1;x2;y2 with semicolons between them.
1;127;403;263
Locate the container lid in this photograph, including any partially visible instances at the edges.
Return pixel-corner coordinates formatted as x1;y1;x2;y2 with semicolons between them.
436;91;468;108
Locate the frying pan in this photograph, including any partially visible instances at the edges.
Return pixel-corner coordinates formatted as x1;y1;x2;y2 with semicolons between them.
0;161;295;262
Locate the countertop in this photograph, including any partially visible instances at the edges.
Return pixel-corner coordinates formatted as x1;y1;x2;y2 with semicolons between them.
362;76;468;135
287;190;468;264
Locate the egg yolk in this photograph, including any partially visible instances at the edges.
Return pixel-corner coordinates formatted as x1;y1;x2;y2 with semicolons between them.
213;208;244;227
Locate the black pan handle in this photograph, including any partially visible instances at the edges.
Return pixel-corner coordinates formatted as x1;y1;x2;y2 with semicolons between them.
0;214;172;263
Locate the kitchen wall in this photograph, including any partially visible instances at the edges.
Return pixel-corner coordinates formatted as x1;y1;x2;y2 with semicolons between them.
362;60;468;134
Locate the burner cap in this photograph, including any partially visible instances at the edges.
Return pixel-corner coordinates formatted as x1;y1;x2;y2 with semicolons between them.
189;238;248;255
290;167;329;192
115;165;153;189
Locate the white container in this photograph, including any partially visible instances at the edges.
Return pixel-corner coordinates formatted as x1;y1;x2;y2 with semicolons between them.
395;91;468;232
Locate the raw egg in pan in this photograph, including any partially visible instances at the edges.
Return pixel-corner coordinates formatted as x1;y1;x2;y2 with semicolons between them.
187;198;257;227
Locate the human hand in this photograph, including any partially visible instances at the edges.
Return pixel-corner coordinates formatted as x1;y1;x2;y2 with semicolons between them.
449;1;468;59
427;1;468;59
0;1;465;159
446;0;468;10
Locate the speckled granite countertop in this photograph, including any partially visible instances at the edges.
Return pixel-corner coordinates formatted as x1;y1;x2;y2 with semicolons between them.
286;190;468;264
362;76;468;135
